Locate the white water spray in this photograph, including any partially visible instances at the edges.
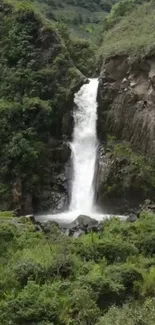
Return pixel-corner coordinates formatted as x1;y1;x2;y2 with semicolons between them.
69;78;99;213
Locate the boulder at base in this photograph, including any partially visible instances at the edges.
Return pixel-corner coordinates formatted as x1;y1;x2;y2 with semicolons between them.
67;215;99;237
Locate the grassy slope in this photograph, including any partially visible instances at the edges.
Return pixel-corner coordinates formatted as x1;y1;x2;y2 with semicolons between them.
99;1;155;61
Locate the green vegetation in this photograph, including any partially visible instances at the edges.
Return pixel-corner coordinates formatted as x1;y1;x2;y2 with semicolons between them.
98;0;155;61
103;137;155;200
6;0;118;39
34;0;118;39
56;22;97;75
1;1;155;324
0;0;85;212
1;212;155;324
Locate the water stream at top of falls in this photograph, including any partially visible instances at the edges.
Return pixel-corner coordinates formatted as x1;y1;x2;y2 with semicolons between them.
69;78;99;213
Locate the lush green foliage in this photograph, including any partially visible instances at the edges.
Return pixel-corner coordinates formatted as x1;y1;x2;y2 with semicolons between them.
1;212;155;324
34;0;118;38
97;298;155;325
57;22;97;75
0;0;84;212
98;0;155;61
102;0;150;31
7;0;118;39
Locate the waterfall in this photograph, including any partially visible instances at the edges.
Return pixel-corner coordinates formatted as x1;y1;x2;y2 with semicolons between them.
36;78;126;223
69;78;99;214
36;77;112;223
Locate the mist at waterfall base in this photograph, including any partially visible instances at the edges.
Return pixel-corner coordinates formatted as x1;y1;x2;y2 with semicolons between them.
36;79;124;224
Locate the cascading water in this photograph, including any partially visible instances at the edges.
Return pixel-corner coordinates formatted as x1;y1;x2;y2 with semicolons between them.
69;78;99;214
36;78;123;223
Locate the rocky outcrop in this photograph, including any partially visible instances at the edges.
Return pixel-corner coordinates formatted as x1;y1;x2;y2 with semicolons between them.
69;214;98;228
140;199;155;215
96;149;143;214
126;199;155;222
97;55;155;157
97;55;155;213
33;140;71;213
13;214;105;238
96;141;155;214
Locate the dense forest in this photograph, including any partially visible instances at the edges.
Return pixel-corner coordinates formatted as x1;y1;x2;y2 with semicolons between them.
1;0;155;324
33;0;118;37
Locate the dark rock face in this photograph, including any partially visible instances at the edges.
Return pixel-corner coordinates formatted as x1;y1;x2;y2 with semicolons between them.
126;199;155;222
96;149;146;214
33;141;72;213
97;55;155;214
97;55;155;157
140;199;155;214
11;141;72;215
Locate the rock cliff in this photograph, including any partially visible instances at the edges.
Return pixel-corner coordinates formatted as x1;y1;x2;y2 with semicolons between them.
97;55;155;213
98;55;155;156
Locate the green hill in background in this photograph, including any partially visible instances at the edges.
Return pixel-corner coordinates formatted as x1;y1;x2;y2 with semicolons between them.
36;0;118;38
8;0;118;39
98;0;154;61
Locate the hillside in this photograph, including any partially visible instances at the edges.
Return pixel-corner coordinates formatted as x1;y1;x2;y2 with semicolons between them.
98;0;155;61
97;0;155;214
0;0;86;214
37;0;117;37
11;0;118;39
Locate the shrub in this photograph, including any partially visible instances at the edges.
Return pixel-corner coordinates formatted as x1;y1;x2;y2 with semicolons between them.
96;298;155;325
68;286;100;325
0;281;63;325
95;238;138;263
14;259;44;286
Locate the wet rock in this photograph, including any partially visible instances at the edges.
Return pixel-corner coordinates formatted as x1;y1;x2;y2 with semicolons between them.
35;224;43;232
69;215;98;229
12;180;22;214
126;214;138;223
41;220;60;234
33;140;71;213
49;140;71;164
25;214;35;223
16;214;35;225
66;215;99;236
140;199;155;214
73;229;85;238
24;194;33;215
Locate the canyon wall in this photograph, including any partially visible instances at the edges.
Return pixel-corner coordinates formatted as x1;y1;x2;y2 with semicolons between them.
97;55;155;214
